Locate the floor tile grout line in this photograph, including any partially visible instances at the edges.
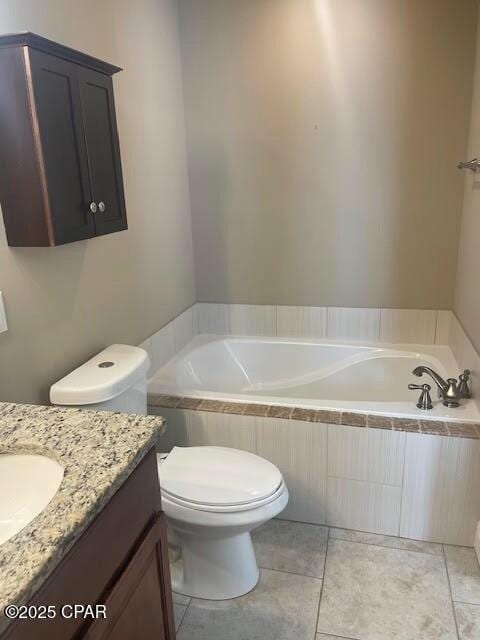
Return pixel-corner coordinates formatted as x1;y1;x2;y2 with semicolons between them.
328;533;444;557
313;526;330;640
315;530;363;640
176;594;192;632
317;632;361;640
257;564;324;581
442;543;461;640
276;517;329;527
276;517;457;555
176;602;188;631
452;599;480;607
327;525;471;552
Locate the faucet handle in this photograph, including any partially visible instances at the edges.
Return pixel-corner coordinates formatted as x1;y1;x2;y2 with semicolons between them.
408;383;433;410
459;369;471;399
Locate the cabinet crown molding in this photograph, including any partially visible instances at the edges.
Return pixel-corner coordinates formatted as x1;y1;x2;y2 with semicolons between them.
0;31;122;76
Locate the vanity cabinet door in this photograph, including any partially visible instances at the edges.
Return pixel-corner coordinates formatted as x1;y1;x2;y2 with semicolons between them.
28;49;95;244
78;68;127;237
83;514;175;640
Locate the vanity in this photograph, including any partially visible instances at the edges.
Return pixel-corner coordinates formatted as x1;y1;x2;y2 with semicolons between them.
0;403;174;640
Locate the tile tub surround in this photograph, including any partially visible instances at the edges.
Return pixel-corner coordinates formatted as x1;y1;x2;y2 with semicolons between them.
174;519;480;640
449;313;480;413
141;306;480;387
0;402;165;629
143;304;480;424
195;304;452;345
140;305;459;380
151;407;480;546
139;305;196;377
148;393;480;439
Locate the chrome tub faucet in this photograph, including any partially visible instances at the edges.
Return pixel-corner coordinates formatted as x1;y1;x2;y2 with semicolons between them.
411;366;462;408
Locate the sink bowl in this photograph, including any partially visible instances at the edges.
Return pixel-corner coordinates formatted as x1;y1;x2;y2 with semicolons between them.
0;454;64;545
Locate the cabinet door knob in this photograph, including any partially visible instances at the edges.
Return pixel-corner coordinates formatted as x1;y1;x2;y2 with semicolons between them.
89;202;98;213
98;201;106;213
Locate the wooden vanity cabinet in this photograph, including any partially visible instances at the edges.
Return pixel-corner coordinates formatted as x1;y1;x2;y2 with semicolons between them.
3;448;175;640
83;517;172;640
0;32;127;246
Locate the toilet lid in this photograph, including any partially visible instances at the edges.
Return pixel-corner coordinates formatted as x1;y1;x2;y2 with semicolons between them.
159;447;283;507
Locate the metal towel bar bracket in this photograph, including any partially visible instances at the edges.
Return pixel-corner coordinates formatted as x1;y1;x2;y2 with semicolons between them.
457;158;480;171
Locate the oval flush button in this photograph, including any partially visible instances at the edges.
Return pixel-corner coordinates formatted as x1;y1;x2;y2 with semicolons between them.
98;361;115;368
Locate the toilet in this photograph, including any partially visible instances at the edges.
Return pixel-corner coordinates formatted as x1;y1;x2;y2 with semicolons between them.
158;446;288;599
50;344;289;600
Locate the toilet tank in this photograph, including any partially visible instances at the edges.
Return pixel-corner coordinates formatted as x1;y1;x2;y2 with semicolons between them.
50;344;150;415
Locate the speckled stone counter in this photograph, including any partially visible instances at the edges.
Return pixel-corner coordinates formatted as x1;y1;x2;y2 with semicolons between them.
0;402;165;632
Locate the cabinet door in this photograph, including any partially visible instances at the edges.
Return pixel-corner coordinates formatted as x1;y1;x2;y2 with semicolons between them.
28;49;95;244
82;514;175;640
79;68;127;237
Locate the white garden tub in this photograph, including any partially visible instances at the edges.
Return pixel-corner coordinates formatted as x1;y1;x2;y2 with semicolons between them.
148;335;479;421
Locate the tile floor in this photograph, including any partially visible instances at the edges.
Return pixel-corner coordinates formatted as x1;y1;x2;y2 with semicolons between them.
171;519;480;640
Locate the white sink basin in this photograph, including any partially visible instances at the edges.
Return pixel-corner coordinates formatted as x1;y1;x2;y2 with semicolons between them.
0;454;64;545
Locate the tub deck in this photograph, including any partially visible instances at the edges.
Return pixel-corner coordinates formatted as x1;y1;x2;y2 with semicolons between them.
148;335;480;438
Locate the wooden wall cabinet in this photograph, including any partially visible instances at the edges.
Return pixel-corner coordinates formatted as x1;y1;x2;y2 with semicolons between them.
0;33;128;246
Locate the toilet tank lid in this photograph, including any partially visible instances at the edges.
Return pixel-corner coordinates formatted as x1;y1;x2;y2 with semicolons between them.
50;344;150;406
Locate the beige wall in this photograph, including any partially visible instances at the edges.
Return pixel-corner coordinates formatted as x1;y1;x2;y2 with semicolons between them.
179;0;477;309
1;0;479;404
455;14;480;354
0;0;195;403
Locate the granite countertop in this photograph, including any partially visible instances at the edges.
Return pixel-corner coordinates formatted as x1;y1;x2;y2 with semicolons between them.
0;402;165;630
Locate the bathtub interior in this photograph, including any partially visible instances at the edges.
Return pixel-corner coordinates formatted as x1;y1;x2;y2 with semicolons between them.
148;335;479;420
265;357;437;402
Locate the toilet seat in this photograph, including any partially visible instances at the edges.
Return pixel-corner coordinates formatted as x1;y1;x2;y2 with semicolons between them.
161;478;287;513
158;446;283;511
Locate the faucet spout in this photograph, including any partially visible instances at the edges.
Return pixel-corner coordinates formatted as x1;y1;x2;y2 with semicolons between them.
412;366;448;392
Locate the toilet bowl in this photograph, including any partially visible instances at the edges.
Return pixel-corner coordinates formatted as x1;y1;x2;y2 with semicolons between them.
158;446;289;600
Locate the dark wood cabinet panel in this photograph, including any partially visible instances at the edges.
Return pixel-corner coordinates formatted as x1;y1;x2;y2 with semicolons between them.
79;69;127;237
0;46;50;245
83;515;175;640
28;49;94;244
0;32;128;246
